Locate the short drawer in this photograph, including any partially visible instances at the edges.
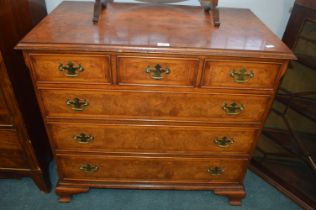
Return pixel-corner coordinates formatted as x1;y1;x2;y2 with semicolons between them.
57;154;247;183
29;54;111;83
202;60;281;89
49;123;259;154
40;89;271;123
117;56;198;87
0;129;28;168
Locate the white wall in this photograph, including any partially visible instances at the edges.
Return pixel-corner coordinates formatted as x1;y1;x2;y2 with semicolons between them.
45;0;295;38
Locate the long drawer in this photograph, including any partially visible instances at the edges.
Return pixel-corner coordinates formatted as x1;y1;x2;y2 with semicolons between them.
49;123;259;154
57;154;247;183
40;89;271;123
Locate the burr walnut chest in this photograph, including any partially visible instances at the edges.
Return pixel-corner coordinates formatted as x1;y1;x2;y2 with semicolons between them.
17;1;295;205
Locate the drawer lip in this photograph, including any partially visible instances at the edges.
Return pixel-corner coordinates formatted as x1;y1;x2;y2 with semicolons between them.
55;150;252;158
28;53;112;84
46;116;263;126
16;43;296;60
0;124;14;129
116;55;199;87
48;122;259;155
56;152;249;160
59;179;242;186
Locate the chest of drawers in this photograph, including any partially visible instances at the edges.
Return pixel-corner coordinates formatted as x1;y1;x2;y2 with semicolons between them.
17;2;295;205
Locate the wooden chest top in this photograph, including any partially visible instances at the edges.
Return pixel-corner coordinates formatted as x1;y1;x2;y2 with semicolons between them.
16;1;296;204
17;2;294;59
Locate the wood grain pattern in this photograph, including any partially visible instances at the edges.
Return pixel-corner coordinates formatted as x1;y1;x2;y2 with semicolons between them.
0;129;23;151
39;89;271;123
17;1;295;205
117;56;198;87
17;2;294;60
57;154;247;183
30;54;111;84
202;59;282;90
0;129;29;168
0;81;12;124
49;123;259;154
0;153;29;168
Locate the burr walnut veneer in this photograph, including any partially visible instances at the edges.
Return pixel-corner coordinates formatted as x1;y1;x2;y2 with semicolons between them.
17;2;295;205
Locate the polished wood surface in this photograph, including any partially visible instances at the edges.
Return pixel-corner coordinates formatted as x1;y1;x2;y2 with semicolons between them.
117;56;198;87
202;60;282;90
57;154;247;182
18;1;295;205
0;129;23;151
30;53;111;83
18;2;294;59
0;0;51;192
49;123;259;154
0;68;12;124
0;129;29;168
39;89;271;123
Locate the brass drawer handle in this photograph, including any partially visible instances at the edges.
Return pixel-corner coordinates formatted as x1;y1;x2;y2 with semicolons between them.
223;102;244;115
145;64;170;80
66;98;89;111
73;133;94;144
208;167;224;176
59;61;84;77
80;164;98;173
214;137;234;148
230;67;254;83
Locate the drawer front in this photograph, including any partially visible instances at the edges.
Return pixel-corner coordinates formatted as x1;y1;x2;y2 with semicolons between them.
0;87;11;124
30;54;111;83
49;123;259;154
40;89;271;123
202;60;281;89
117;56;198;87
0;153;29;168
58;154;247;183
0;129;28;168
